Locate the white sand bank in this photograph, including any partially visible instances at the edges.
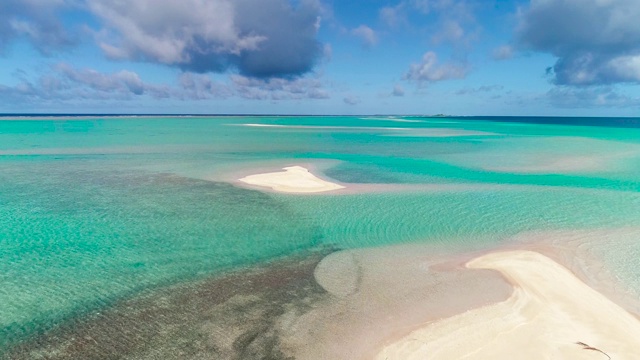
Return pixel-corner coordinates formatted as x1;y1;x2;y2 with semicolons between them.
386;128;496;137
240;123;495;137
280;245;512;360
240;123;406;131
238;166;345;193
377;250;640;360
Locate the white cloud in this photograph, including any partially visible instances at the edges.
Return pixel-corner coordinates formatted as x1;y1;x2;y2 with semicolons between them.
0;63;331;105
230;75;329;100
351;25;378;47
55;63;146;95
0;0;75;54
492;45;514;60
455;85;503;95
392;84;405;96
432;20;465;44
546;86;640;108
517;0;640;85
380;0;476;47
343;95;360;105
405;51;468;82
379;5;405;28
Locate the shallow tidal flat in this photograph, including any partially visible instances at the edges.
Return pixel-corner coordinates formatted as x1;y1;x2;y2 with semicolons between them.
2;116;640;359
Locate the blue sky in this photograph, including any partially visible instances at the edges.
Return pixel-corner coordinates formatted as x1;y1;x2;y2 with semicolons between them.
1;0;639;116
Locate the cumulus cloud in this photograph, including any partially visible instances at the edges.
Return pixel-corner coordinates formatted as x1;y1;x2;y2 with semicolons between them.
0;0;75;54
230;74;329;100
517;0;640;86
405;51;468;82
455;85;503;95
0;66;165;103
343;95;360;105
432;20;465;44
0;64;330;104
89;0;324;78
392;84;405;96
178;72;232;100
380;0;476;47
379;6;405;28
55;63;148;95
492;45;514;60
546;86;640;108
351;25;378;47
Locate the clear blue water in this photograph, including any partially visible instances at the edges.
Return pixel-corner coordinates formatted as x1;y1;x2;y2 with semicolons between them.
1;115;640;351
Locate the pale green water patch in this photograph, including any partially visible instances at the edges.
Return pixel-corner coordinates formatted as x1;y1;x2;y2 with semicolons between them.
320;153;640;191
276;187;640;250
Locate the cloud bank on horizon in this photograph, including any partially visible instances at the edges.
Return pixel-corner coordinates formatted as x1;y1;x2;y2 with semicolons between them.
0;0;639;115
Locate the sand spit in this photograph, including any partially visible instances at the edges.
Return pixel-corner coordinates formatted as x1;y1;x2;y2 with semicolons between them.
238;166;345;193
280;245;512;360
240;123;407;131
385;128;496;137
377;250;640;360
359;117;425;123
241;123;496;137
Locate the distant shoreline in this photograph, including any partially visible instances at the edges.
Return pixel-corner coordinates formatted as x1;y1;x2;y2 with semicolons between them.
2;114;639;129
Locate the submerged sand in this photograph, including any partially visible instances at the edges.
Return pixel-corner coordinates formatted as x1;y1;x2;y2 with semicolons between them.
377;250;640;360
10;232;640;360
238;166;345;193
281;245;513;360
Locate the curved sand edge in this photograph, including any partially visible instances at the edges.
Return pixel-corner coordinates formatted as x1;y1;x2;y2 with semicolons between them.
238;166;345;193
376;250;640;360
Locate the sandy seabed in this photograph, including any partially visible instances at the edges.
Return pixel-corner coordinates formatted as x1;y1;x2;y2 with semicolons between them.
8;231;640;360
236;165;640;359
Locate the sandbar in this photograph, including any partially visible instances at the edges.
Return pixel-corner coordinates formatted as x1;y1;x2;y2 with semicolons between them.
238;166;345;193
240;123;407;131
240;123;496;137
385;127;496;137
377;250;640;359
280;244;512;360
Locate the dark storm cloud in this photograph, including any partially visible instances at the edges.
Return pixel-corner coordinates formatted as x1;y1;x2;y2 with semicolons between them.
0;0;75;54
517;0;640;85
90;0;324;78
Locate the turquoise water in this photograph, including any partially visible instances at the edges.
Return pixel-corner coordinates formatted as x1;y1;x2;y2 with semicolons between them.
2;116;640;350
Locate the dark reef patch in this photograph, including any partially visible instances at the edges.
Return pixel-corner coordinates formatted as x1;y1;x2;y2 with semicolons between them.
3;252;328;360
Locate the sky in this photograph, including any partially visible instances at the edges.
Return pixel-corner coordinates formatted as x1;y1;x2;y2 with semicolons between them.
1;0;640;116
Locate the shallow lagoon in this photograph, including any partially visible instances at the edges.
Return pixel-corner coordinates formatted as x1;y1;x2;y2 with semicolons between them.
1;116;640;357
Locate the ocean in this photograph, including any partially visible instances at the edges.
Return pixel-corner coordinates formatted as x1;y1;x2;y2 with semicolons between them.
1;115;640;357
